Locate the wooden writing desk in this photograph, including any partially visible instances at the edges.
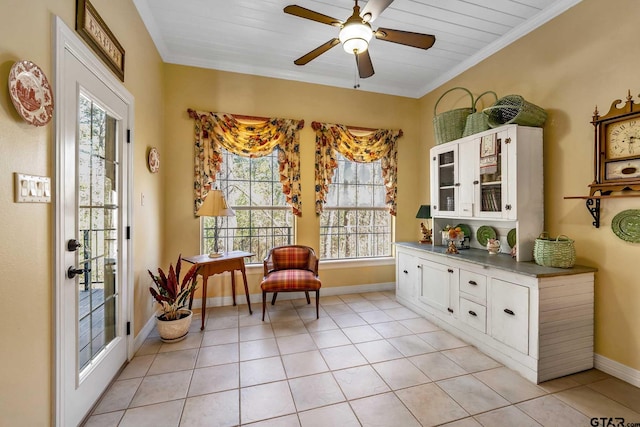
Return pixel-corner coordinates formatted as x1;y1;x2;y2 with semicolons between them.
183;251;253;330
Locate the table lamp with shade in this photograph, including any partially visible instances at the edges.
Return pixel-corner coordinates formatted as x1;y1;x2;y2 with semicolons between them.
416;205;432;244
196;189;235;257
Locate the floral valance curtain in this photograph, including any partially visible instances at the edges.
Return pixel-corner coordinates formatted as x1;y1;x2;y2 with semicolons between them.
312;121;402;216
188;109;304;216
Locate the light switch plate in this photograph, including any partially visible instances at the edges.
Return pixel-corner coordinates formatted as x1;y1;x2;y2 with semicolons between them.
14;173;51;203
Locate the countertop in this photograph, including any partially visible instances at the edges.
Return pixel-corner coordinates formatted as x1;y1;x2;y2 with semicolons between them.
394;242;597;278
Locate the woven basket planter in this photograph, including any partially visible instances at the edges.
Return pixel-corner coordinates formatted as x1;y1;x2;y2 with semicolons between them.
462;91;498;137
483;94;547;128
533;233;575;268
433;87;474;144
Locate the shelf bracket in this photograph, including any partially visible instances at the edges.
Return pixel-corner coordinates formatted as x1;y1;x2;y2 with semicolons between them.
585;198;600;228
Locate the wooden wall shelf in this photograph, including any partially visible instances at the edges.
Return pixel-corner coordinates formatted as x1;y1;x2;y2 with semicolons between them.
564;194;640;228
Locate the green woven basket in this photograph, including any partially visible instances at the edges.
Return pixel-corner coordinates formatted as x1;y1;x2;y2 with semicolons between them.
462;91;498;137
433;87;474;144
483;94;547;128
533;233;576;268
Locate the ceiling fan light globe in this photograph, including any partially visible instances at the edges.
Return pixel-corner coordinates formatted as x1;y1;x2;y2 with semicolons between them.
339;22;372;54
342;38;369;53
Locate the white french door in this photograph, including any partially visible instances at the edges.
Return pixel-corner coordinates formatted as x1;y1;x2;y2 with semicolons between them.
55;17;133;426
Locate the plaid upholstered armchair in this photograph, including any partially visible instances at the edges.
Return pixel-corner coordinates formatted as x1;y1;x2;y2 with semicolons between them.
260;245;322;321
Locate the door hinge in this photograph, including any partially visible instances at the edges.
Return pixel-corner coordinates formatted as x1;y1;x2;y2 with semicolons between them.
126;322;131;336
126;129;131;143
126;226;131;240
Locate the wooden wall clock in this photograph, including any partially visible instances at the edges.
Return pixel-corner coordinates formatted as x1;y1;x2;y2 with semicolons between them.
590;90;640;195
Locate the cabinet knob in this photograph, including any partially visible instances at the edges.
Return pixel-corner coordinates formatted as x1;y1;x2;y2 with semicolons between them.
417;265;422;269
447;268;454;273
473;180;479;185
468;280;477;286
468;310;477;317
447;307;454;313
504;308;515;316
433;206;437;210
454;183;460;187
403;270;408;274
505;204;512;210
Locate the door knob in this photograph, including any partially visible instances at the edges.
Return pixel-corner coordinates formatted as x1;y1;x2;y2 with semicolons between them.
67;239;82;251
67;266;91;279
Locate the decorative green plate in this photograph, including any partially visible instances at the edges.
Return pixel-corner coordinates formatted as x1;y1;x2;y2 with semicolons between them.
611;209;640;243
476;225;497;246
507;228;517;248
456;223;472;240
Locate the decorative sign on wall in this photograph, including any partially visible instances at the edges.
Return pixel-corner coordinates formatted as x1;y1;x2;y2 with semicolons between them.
76;0;125;81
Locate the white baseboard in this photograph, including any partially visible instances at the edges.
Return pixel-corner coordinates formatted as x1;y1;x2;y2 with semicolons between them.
131;282;394;354
594;353;640;387
132;313;157;356
189;282;395;309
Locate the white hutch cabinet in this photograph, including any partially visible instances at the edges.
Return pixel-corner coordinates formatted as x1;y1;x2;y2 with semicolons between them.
430;125;543;261
395;124;595;384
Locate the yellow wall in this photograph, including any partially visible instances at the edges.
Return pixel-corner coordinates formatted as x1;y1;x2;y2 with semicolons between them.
162;64;421;300
419;0;640;371
0;0;164;424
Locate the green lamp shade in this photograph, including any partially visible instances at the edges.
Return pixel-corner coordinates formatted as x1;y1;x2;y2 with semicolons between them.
416;205;431;219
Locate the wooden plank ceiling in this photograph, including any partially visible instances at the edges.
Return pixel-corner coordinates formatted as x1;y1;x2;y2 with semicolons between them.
133;0;581;98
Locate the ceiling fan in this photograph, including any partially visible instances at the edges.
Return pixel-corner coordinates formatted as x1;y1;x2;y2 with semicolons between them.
284;0;436;79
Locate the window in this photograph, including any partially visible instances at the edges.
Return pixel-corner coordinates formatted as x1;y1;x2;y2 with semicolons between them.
320;153;392;259
202;148;293;264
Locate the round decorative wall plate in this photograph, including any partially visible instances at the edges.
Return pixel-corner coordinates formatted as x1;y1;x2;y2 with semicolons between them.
611;209;640;243
455;223;472;240
476;225;497;246
148;147;160;173
8;60;54;127
507;228;517;248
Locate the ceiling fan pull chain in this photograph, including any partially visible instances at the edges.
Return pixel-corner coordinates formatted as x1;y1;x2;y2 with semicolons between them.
354;56;360;89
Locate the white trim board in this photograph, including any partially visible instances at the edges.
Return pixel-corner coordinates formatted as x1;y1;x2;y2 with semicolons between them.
136;282;394;344
595;353;640;388
190;281;395;310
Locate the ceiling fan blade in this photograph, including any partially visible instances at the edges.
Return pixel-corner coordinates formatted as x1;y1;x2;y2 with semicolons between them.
375;28;436;49
361;0;394;22
284;5;343;27
294;39;341;65
356;50;374;78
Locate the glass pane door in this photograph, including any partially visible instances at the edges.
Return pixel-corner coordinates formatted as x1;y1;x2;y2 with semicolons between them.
437;149;456;213
77;94;119;370
479;134;502;214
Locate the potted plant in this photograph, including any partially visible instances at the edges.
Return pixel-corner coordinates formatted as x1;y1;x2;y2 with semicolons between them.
148;254;199;342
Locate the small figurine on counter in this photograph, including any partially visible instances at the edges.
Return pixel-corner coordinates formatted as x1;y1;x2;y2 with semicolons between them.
446;240;459;254
420;222;432;244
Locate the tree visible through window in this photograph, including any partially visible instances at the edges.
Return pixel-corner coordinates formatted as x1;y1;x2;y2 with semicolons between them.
320;153;392;259
202;148;293;264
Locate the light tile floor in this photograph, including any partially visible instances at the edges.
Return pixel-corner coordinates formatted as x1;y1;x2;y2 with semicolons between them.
84;291;640;427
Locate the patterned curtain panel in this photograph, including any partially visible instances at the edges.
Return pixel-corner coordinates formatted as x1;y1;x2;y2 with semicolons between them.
312;121;402;216
188;110;304;216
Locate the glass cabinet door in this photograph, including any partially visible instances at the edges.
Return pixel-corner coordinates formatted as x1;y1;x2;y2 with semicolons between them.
433;147;457;215
477;132;506;217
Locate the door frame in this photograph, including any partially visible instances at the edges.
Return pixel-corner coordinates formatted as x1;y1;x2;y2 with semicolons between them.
53;16;135;426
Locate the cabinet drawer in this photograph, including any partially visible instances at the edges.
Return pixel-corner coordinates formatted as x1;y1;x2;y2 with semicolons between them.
459;270;487;302
460;298;486;333
490;279;529;354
